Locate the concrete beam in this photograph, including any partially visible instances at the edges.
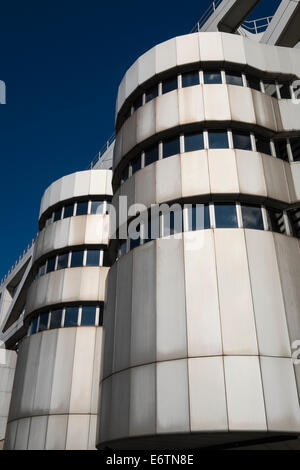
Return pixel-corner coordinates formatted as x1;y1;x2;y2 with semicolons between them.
201;0;261;33
261;0;300;47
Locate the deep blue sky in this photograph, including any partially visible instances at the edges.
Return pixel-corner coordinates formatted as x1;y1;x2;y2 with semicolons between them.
0;0;280;279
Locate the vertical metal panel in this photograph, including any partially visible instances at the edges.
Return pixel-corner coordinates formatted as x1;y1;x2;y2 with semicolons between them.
66;414;90;450
129;363;156;437
27;415;48;450
45;414;68;450
102;264;117;379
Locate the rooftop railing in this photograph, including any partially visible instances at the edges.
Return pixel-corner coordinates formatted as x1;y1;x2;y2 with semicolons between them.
190;0;223;33
87;132;115;170
0;236;37;288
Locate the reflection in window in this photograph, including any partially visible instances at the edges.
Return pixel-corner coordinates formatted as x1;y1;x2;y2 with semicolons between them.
204;71;222;84
38;313;49;332
184;132;204;153
119;240;127;257
182;71;199;88
215;204;238;228
63;204;74;219
91;201;105;215
188;204;210;231
64;307;79;327
208;131;229;149
81;306;96;326
232;132;252;151
163;137;180;159
38;263;46;277
50;309;63;329
162;77;178;94
70;251;84;268
86;250;100;267
226;73;243;87
274;140;289;162
264;81;278;98
31;318;38;335
289;209;300;238
255;136;271;155
121;167;129;183
145;85;158;103
57;252;69;270
268;209;286;234
241;205;264;230
76;201;89;216
290;138;300;162
145;145;159;166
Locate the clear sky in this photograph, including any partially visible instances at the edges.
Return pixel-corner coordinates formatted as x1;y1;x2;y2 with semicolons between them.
0;0;281;279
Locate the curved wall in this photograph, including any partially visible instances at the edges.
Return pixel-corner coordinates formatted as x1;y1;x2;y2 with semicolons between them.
0;350;16;449
98;32;300;449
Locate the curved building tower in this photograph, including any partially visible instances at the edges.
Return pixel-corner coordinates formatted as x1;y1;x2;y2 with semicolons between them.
4;169;113;450
97;32;300;449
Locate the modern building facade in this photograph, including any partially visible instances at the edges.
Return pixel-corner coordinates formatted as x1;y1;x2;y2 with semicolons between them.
1;0;300;450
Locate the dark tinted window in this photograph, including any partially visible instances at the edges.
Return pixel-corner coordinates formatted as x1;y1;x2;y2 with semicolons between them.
76;201;89;216
31;318;38;334
103;250;111;267
91;201;105;215
119;240;127;256
145;85;158;103
162;77;178;94
163;137;180;158
121;167;129;183
98;307;104;326
185;132;204;153
255;136;271;155
57;252;69;270
163;208;183;236
70;251;84;268
63;204;74;219
46;257;56;273
38;263;46;277
204;71;222;84
289;209;300;237
274;139;289;161
247;76;261;91
268;209;286;234
131;155;142;174
226;73;243;86
188;204;210;231
278;82;291;99
264;81;278;98
133;95;143;111
145;145;159;166
241;205;264;230
130;236;140;250
50;309;63;329
208;131;229;149
232;132;252;151
64;307;79;327
290;138;300;162
38;313;49;332
81;306;96;326
86;250;100;267
53;208;62;222
182;71;199;88
215;204;238;228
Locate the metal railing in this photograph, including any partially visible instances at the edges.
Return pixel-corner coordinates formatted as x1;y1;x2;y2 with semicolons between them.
87;132;115;170
241;16;273;34
190;0;223;33
0;236;37;288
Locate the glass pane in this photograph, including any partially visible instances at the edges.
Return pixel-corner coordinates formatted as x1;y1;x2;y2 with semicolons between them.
119;240;127;257
145;85;158;103
203;71;222;84
232;132;252;151
264;81;278;98
64;307;79;327
163;208;183;236
188;204;210;231
81;306;96;326
38;263;46;277
70;251;84;268
226;73;243;86
46;257;56;273
76;201;89;216
182;71;199;88
184;132;204;153
131;155;142;175
208;131;229;149
50;309;63;329
91;201;105;215
31;318;38;335
241;205;264;230
145;145;159;166
53;208;62;222
255;136;271;155
45;215;52;227
274;139;289;161
163;136;180;159
289;209;300;237
86;250;100;266
57;252;69;270
38;313;49;332
98;307;104;326
290;138;300;162
63;204;74;219
162;77;178;94
133;95;143;111
215;204;238;228
278;82;291;99
268;210;285;234
103;250;111;267
121;167;129;183
247;75;261;91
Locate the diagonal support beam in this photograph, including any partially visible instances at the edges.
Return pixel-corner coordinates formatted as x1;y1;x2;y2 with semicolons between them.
261;0;300;47
200;0;261;33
